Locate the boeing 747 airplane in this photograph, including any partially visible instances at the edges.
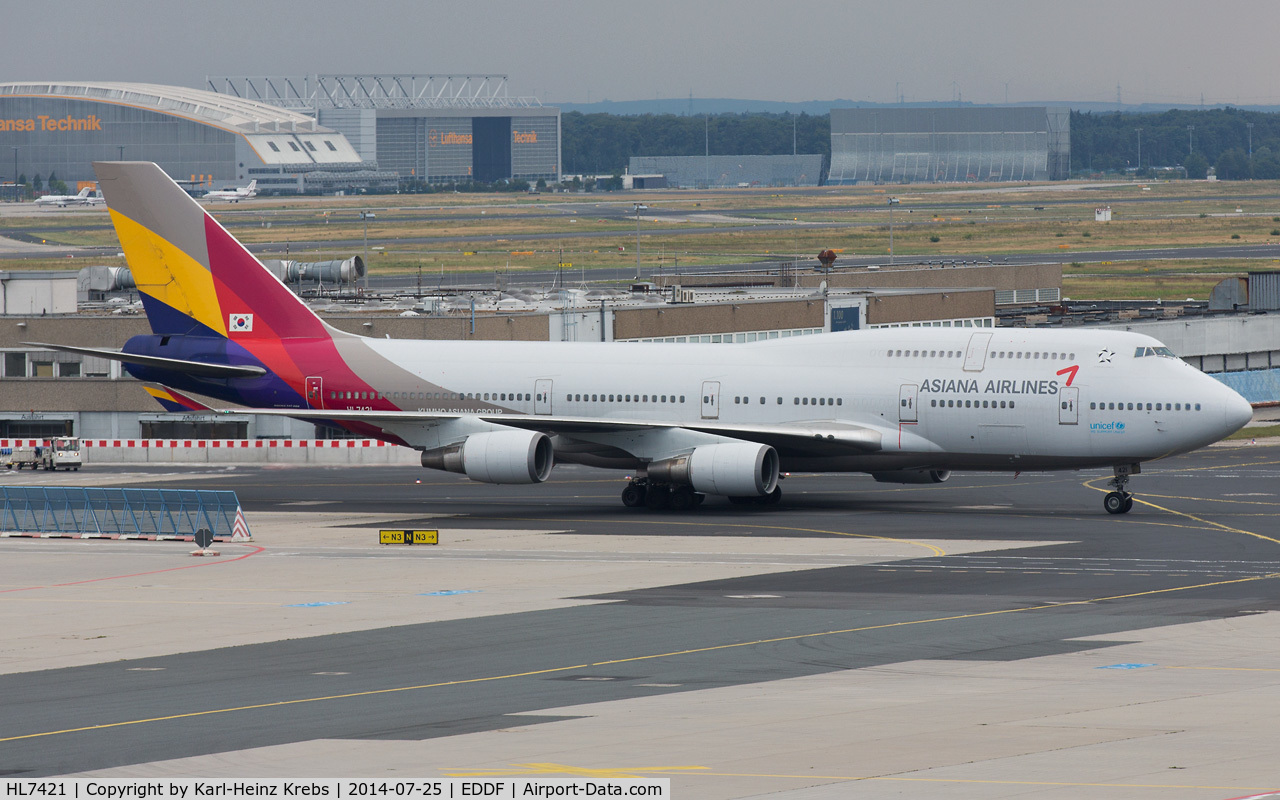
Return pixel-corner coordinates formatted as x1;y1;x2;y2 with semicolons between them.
31;162;1254;515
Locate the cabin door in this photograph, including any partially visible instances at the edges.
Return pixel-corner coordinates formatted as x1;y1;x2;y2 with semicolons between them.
534;379;553;415
898;384;918;423
701;381;721;420
964;332;993;371
305;376;324;409
1059;386;1079;425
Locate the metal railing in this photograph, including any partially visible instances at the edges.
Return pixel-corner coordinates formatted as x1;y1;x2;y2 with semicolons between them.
0;487;243;539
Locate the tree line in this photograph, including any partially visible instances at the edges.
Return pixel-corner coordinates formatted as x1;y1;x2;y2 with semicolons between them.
561;107;1280;182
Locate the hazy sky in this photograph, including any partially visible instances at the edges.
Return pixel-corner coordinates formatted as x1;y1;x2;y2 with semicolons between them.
5;0;1277;106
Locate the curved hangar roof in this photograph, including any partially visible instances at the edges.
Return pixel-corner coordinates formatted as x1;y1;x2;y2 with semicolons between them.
0;81;325;134
0;81;363;165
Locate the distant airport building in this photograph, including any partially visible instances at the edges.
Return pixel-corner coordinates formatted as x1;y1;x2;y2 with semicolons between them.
208;75;561;185
628;154;825;188
0;82;391;193
828;107;1070;184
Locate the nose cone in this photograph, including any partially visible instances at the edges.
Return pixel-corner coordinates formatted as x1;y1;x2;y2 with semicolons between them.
1222;387;1254;437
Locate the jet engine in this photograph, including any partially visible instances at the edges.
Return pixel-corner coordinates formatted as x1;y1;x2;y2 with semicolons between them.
647;442;780;497
870;469;951;484
421;429;554;484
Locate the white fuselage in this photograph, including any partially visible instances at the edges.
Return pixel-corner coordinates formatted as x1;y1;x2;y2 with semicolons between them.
316;326;1252;474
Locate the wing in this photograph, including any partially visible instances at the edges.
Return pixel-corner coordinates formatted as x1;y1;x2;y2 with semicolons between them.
214;407;885;456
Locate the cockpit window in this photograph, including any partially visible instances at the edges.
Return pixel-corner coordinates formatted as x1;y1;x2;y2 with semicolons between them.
1134;346;1178;359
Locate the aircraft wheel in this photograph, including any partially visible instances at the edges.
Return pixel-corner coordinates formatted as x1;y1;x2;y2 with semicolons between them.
1103;492;1130;515
621;483;646;508
1121;494;1134;513
761;486;782;506
646;485;671;510
669;486;696;511
692;493;705;507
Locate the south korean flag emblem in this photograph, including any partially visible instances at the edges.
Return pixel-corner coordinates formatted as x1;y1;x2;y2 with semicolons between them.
229;313;254;333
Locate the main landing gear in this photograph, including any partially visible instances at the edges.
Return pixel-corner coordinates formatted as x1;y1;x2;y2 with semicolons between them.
1103;464;1139;515
622;479;779;511
621;480;705;511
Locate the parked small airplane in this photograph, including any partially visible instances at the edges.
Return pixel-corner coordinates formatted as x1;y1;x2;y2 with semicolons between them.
32;162;1255;515
202;179;257;202
33;187;104;207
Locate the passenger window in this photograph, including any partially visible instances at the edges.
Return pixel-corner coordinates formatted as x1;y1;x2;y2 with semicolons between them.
1000;400;1006;408
1009;401;1015;408
836;398;842;406
1195;403;1202;410
804;398;810;405
819;398;826;406
931;399;937;407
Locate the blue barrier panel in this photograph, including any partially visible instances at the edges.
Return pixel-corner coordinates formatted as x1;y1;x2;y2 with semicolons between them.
0;486;243;537
1212;368;1280;405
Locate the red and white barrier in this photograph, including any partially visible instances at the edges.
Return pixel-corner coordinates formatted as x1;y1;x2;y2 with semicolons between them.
1;439;421;466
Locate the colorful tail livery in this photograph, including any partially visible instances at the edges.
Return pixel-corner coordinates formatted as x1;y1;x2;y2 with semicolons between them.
38;161;413;438
31;161;1254;516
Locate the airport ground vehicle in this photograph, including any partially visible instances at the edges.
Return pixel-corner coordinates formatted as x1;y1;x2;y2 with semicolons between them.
3;438;82;471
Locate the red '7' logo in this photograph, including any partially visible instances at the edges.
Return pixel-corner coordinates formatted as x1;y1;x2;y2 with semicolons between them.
1056;365;1079;386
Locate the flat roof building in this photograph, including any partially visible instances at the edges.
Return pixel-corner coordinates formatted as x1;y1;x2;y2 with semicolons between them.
628;154;825;188
829;107;1070;184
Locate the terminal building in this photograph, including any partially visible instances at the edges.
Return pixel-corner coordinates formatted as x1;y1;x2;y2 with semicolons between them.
207;75;561;186
828;107;1071;184
0;82;390;193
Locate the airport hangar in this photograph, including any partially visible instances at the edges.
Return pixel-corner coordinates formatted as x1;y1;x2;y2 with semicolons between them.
828;106;1072;184
206;75;562;187
1;76;561;193
0;82;395;194
3;261;1280;442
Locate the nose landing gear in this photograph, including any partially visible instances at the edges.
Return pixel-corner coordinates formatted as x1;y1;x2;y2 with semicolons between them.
1103;464;1139;515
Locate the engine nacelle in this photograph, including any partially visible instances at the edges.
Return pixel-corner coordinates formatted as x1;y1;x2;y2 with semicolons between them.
870;469;951;484
421;429;554;484
648;442;780;497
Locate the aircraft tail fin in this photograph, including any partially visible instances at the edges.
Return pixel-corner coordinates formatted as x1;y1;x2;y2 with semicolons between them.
77;187;92;198
93;161;332;341
143;384;217;413
245;180;257;192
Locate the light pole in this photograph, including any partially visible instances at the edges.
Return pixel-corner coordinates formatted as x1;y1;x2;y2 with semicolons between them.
1188;125;1195;154
887;197;900;264
1136;128;1142;172
11;147;16;201
1247;122;1254;159
633;203;648;280
360;211;375;292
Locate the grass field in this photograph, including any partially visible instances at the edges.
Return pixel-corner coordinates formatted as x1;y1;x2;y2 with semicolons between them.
6;178;1280;296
